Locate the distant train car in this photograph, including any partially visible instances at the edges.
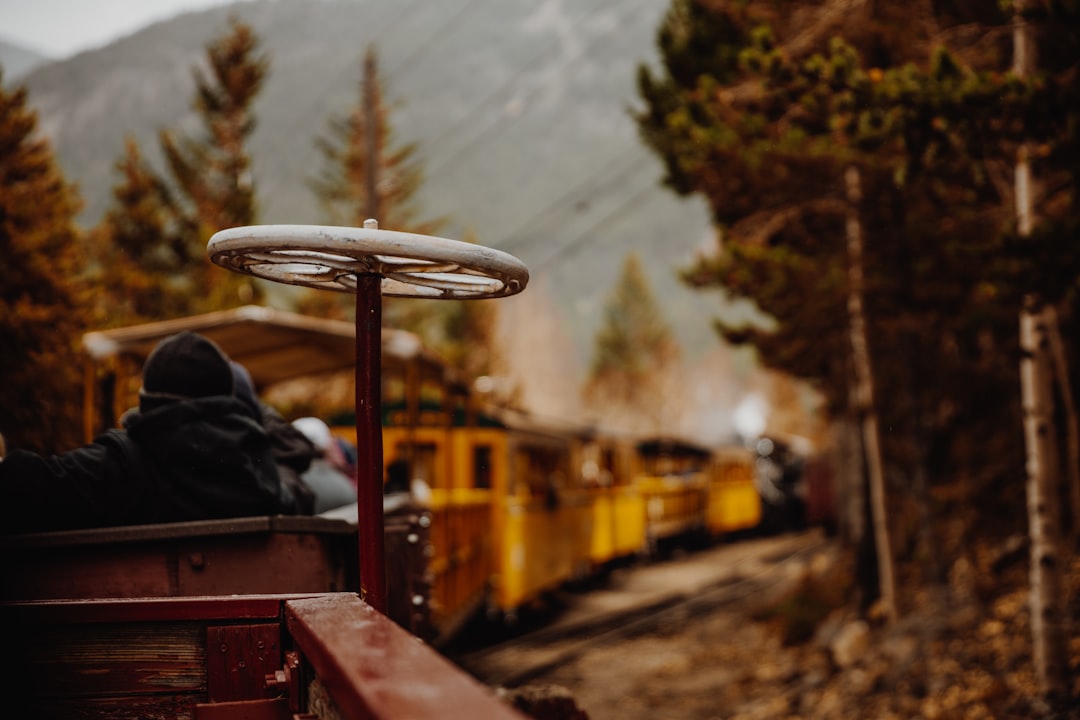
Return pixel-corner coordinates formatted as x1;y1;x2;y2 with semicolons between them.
753;435;810;533
634;437;710;552
581;431;646;567
487;411;593;620
706;444;762;537
801;452;837;534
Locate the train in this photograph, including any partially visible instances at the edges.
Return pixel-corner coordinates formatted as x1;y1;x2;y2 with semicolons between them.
1;304;829;717
12;306;779;636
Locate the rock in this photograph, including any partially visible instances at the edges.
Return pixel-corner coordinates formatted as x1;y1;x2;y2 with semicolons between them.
497;684;590;720
829;620;871;668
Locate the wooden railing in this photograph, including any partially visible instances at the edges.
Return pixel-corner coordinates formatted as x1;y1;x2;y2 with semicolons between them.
2;593;524;719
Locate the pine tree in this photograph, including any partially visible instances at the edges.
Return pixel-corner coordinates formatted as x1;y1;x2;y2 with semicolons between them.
304;46;446;323
310;46;442;234
584;252;681;434
88;136;195;326
633;0;1070;622
0;76;88;453
159;17;267;311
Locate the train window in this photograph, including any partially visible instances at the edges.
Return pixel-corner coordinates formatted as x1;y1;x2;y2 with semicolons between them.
518;445;567;498
392;442;440;489
383;369;405;401
602;447;618;487
419;378;444;410
473;445;492;489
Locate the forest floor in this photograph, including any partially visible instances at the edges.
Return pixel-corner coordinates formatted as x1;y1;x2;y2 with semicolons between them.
498;536;1080;720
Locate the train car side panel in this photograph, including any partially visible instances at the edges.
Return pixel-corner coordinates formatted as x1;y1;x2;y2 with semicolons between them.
491;424;590;614
706;447;763;536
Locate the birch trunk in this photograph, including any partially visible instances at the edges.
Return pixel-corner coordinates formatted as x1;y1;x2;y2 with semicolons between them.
845;165;897;624
1045;304;1080;544
1014;4;1069;699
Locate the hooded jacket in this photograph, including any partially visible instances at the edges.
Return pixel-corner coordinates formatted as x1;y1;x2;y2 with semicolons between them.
0;332;298;532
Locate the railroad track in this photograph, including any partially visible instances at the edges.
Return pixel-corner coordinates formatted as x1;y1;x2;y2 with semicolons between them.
454;531;834;687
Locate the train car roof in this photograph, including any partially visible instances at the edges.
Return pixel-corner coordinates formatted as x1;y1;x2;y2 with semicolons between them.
82;304;443;390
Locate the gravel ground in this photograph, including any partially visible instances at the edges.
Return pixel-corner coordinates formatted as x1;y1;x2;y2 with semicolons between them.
490;537;1080;720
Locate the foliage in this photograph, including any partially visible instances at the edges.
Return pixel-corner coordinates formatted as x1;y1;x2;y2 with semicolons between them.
302;45;447;325
309;46;444;235
86;137;195;326
157;17;268;312
635;0;1080;552
0;75;87;452
584;252;681;434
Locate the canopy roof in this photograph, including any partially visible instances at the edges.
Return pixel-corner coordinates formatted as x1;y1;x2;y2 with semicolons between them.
82;305;439;390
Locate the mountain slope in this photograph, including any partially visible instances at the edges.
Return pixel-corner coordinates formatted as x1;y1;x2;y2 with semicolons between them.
17;0;752;363
0;38;51;80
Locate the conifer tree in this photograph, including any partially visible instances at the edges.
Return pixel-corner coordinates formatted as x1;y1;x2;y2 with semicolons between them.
159;17;267;311
310;46;442;234
0;76;88;453
633;0;1057;618
304;46;446;324
584;252;681;434
88;136;195;326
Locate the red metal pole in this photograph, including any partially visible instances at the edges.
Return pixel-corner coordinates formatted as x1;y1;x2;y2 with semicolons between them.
355;273;387;614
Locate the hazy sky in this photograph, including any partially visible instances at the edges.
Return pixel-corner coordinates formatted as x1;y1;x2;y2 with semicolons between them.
0;0;246;58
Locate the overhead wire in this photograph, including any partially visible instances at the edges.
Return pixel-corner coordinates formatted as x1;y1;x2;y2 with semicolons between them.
257;0;673;276
413;0;625;162
384;0;494;83
532;173;664;274
494;151;652;254
420;0;655;183
256;0;426;203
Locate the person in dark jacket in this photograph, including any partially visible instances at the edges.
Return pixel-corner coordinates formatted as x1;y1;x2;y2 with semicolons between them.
0;331;300;533
231;360;317;515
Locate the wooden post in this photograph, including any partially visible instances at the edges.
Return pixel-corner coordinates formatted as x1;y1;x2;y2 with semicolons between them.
355;271;387;614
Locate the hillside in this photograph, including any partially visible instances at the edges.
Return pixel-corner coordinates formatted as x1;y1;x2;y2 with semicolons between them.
13;0;754;369
0;38;51;81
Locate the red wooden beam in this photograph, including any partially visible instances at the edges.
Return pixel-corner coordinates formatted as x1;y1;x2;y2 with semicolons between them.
2;594;323;625
286;595;524;720
355;273;387;615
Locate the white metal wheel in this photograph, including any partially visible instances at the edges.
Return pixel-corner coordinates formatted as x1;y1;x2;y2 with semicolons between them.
207;222;529;299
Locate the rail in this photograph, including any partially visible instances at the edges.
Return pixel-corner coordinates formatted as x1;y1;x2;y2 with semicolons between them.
3;592;525;719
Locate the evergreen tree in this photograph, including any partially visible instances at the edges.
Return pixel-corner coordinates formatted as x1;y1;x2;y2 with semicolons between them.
310;46;442;234
0;76;88;453
633;0;1079;623
88;136;194;326
304;46;446;324
159;17;267;311
584;253;681;434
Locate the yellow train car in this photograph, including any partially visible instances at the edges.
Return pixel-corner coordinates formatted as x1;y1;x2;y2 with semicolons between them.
581;432;646;566
333;334;499;642
487;412;593;619
706;445;762;536
634;437;710;552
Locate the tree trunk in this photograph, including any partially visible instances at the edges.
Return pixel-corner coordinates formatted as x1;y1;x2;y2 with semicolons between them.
1046;304;1080;545
363;46;380;222
1014;4;1070;701
845;165;897;624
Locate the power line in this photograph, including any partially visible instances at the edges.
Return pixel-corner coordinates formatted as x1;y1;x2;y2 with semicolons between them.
384;0;494;83
257;0;426;204
495;151;652;254
532;174;662;274
415;0;625;168
421;0;652;183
